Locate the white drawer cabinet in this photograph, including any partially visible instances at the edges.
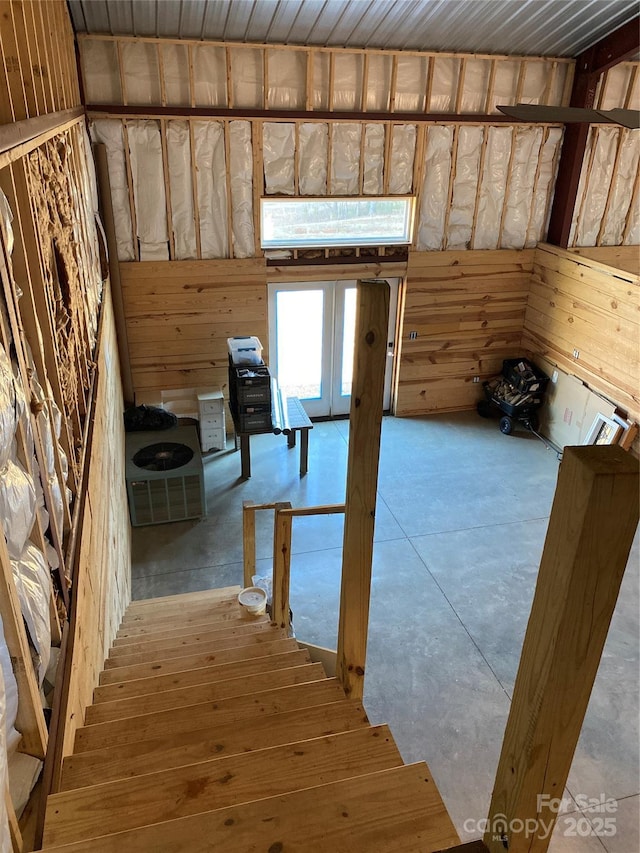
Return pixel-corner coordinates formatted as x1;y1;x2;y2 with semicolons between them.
197;389;226;452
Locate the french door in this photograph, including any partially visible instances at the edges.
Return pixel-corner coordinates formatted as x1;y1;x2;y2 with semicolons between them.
268;279;398;418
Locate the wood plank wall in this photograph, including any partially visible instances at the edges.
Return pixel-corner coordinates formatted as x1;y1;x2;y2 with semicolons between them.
523;243;640;423
396;249;534;415
55;287;131;770
120;258;268;396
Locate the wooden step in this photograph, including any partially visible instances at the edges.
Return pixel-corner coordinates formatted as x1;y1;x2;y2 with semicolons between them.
99;637;300;685
85;663;326;724
120;597;243;627
125;586;241;612
40;763;459;852
74;679;346;752
93;649;312;704
115;612;267;640
104;625;287;668
44;726;401;845
61;700;370;791
111;617;275;648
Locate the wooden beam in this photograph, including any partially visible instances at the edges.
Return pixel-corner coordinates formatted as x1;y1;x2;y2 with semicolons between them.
485;446;639;853
547;15;640;248
242;500;256;588
336;279;389;701
0;106;84;166
94;143;134;405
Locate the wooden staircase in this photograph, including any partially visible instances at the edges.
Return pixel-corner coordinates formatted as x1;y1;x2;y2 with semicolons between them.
40;586;459;852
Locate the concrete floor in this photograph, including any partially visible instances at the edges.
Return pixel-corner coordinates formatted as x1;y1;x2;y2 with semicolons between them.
131;412;639;851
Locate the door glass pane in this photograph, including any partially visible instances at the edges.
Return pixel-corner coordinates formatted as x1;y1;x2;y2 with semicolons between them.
341;288;357;397
276;290;324;400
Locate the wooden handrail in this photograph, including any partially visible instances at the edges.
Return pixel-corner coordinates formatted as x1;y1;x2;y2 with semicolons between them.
485;445;639;853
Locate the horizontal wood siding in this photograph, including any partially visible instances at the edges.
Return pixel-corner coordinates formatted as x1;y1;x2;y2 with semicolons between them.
523;243;640;423
119;259;268;396
396;249;534;415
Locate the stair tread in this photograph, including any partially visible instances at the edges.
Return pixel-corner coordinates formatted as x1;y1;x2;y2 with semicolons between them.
60;699;370;791
41;763;459;852
105;625;286;667
111;618;273;648
115;612;268;640
85;662;326;724
119;597;244;627
44;726;402;846
126;586;241;610
74;679;347;753
93;649;312;704
99;637;300;685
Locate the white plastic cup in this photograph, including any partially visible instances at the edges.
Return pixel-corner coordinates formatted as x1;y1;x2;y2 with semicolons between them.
238;586;268;616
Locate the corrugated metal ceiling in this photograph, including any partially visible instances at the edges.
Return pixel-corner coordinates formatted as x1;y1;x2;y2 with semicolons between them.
68;0;639;58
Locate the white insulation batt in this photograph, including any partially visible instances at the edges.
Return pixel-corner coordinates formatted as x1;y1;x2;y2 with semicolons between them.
0;656;12;853
389;125;416;195
475;127;513;250
298;124;328;195
127;121;169;260
417;126;453;250
263;123;295;195
600;130;640;245
447;126;483;250
0;615;20;754
11;544;51;685
166;121;197;260
363;124;385;194
527;127;563;247
90;120;135;261
229;122;255;259
331;124;361;194
194;121;228;258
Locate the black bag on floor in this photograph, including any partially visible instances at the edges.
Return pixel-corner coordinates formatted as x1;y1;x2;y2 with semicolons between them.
123;404;178;432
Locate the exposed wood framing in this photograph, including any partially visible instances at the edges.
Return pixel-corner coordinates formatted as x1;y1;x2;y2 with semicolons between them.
336;279;389;701
485;446;639;853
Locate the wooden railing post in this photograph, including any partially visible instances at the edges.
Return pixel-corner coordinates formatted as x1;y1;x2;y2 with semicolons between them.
272;502;293;633
242;500;256;588
485;445;639;853
336;279;389;701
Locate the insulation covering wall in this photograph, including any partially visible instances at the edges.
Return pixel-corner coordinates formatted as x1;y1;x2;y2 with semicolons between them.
389;125;417;195
417;126;453;250
474;127;513;250
267;50;306;109
166;121;197;259
363;124;385;195
447;125;483;250
263;123;295;195
11;545;51;685
127;121;169;260
330;124;361;194
0;616;19;754
0;659;11;853
193;121;228;258
91;120;135;261
501;127;543;249
192;44;226;107
298;124;328;195
229;122;255;259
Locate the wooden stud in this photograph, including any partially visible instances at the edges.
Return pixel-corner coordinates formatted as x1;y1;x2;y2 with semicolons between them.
272;502;293;634
623;63;638;109
0;108;84;172
382;122;392;195
263;47;269;110
358;119;366;194
159;119;175;259
621;166;639;245
0;527;48;758
121;120;138;260
225;45;233;109
596;128;626;245
485;446;639;853
116;40;127;106
410;123;427;246
293;121;300;195
454;57;466;114
469;126;489;249
5;784;22;852
484;59;497;113
0;0;28;119
251;120;262;254
187;43;195;108
305;49;313;111
561;61;575;106
157;41;166;106
27;0;54;114
327;121;333;195
514;59;527;104
389;54;398;112
188;119;202;259
421;55;433;113
361;52;369;112
442;124;459;248
595;68;609;109
10;0;38;116
336;279;389;701
328;52;335;112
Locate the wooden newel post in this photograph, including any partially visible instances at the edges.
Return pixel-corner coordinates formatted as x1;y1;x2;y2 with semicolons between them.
272;501;293;634
485;445;639;853
336;279;390;701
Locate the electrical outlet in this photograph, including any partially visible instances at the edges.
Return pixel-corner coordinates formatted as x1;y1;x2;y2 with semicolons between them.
409;331;418;340
472;376;480;383
573;348;580;359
